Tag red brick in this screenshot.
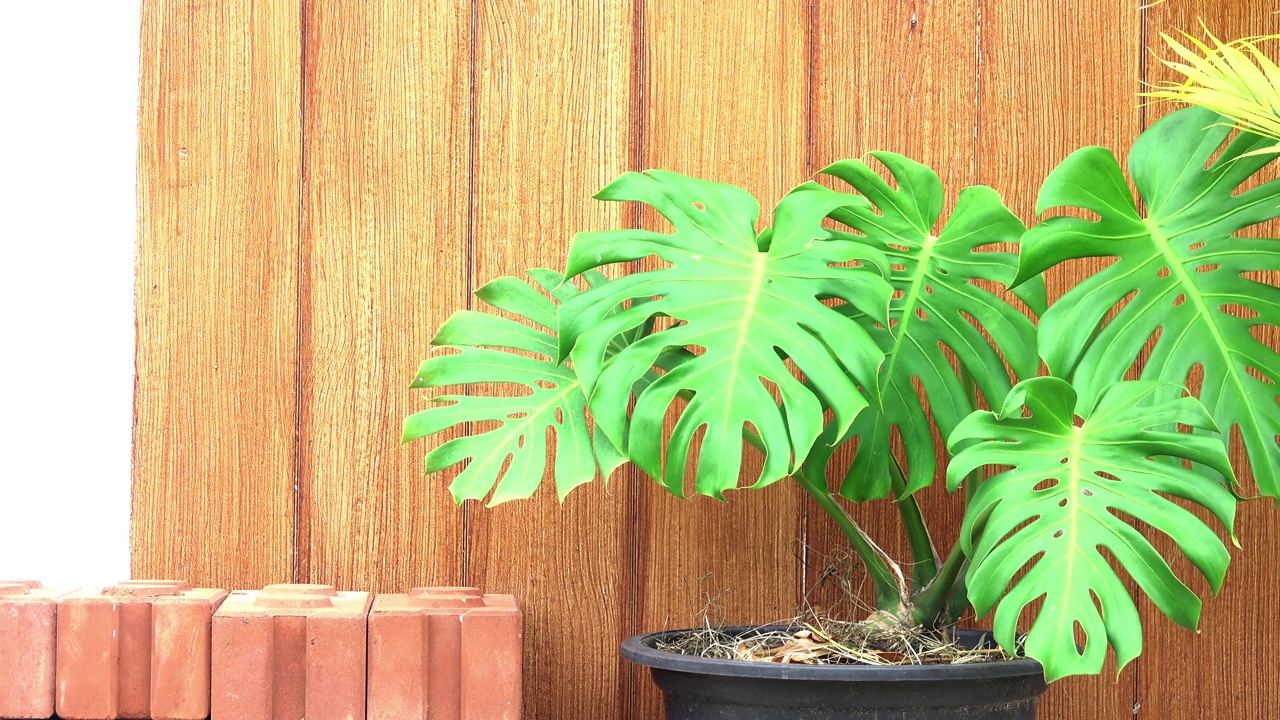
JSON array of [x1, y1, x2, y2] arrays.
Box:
[[0, 582, 70, 719], [368, 587, 522, 720], [55, 580, 227, 720], [212, 583, 372, 720]]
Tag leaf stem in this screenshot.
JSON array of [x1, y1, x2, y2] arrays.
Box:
[[793, 467, 906, 613], [910, 538, 968, 626], [887, 458, 939, 591]]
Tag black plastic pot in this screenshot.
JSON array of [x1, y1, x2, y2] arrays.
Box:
[[622, 627, 1049, 719]]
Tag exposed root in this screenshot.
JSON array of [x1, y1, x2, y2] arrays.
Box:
[[656, 542, 1018, 666], [654, 610, 1017, 666]]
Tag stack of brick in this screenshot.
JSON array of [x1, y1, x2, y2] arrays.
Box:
[[368, 587, 522, 720], [212, 583, 373, 720], [55, 580, 228, 720], [0, 580, 523, 719], [0, 581, 69, 720]]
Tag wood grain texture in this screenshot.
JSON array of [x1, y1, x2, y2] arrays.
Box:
[[1140, 4, 1280, 719], [807, 0, 978, 619], [132, 2, 1280, 718], [465, 3, 635, 720], [635, 1, 810, 717], [133, 0, 301, 589], [300, 1, 470, 592], [979, 2, 1141, 718]]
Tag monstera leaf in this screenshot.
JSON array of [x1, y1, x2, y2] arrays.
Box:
[[558, 170, 893, 497], [802, 154, 1045, 501], [403, 269, 627, 505], [948, 377, 1237, 681], [1015, 106, 1280, 498]]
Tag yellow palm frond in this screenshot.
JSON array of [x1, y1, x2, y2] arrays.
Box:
[[1144, 23, 1280, 155]]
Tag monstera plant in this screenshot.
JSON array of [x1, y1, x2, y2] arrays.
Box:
[[404, 105, 1279, 684]]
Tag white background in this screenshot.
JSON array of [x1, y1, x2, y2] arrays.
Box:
[[0, 2, 139, 586]]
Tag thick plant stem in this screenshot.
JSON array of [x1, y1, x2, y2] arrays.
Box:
[[794, 469, 906, 613], [910, 540, 968, 627], [888, 458, 939, 591]]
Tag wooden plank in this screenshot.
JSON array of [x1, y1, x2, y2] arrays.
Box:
[[465, 3, 635, 720], [979, 2, 1142, 718], [300, 2, 470, 592], [133, 0, 300, 589], [807, 0, 978, 621], [635, 1, 809, 717], [1140, 4, 1280, 719]]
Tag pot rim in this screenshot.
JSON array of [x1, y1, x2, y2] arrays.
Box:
[[621, 626, 1046, 682]]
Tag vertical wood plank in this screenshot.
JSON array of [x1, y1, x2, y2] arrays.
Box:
[[636, 1, 809, 717], [466, 3, 635, 720], [133, 0, 301, 589], [301, 2, 470, 592], [1140, 4, 1280, 719], [807, 0, 978, 620], [979, 2, 1141, 718]]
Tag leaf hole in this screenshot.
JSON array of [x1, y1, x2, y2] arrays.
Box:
[[1058, 498, 1069, 507], [1173, 293, 1186, 307], [554, 407, 564, 424], [1157, 266, 1170, 279], [891, 289, 905, 299], [1053, 530, 1065, 539], [1220, 303, 1259, 320], [1034, 478, 1059, 491], [924, 284, 934, 295], [915, 308, 929, 321], [1252, 323, 1279, 345], [1195, 263, 1221, 273], [1094, 470, 1121, 482], [886, 242, 910, 252], [508, 411, 529, 420], [1081, 488, 1094, 496], [535, 380, 557, 389], [1246, 365, 1274, 384], [692, 201, 705, 211], [936, 267, 949, 276], [1188, 241, 1206, 251], [1045, 206, 1103, 223]]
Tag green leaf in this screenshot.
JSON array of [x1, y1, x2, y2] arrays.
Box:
[[403, 269, 625, 505], [558, 170, 893, 498], [1016, 106, 1280, 499], [803, 153, 1044, 501], [948, 377, 1237, 681]]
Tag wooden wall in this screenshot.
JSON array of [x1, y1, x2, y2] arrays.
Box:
[[133, 1, 1279, 718]]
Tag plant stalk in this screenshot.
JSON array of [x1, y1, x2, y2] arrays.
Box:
[[793, 468, 906, 613], [887, 458, 939, 591], [910, 540, 968, 626]]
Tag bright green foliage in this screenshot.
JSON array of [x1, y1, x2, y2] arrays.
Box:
[[1146, 27, 1280, 157], [948, 377, 1237, 682], [558, 170, 893, 498], [1016, 106, 1280, 498], [403, 269, 626, 505], [802, 154, 1045, 500]]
